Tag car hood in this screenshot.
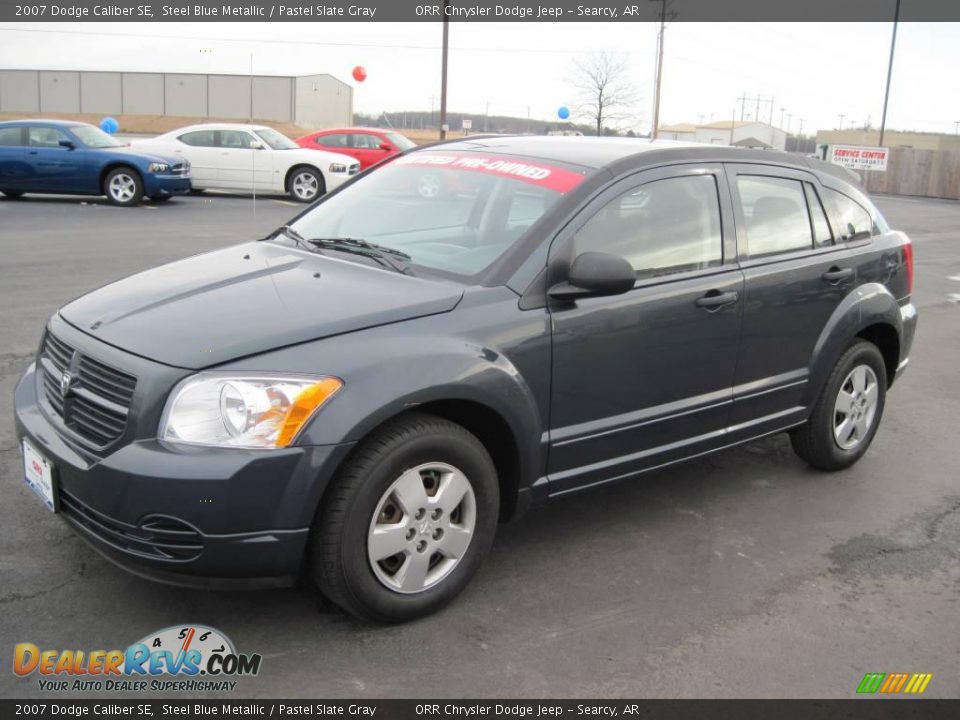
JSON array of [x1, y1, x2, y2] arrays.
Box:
[[59, 241, 464, 369], [97, 144, 181, 166]]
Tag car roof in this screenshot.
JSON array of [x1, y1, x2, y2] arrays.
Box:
[[422, 135, 855, 185], [313, 127, 389, 133], [0, 119, 88, 128], [170, 123, 269, 133]]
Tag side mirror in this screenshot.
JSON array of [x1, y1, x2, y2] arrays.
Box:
[[548, 252, 636, 300], [58, 139, 75, 150], [379, 142, 394, 152], [248, 140, 264, 150]]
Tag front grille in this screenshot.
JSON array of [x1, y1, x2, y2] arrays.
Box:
[[348, 163, 360, 176], [39, 330, 137, 448], [171, 161, 189, 176], [60, 490, 203, 562]]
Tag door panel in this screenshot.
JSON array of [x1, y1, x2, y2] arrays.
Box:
[[726, 164, 856, 432], [25, 127, 85, 191], [547, 164, 744, 495]]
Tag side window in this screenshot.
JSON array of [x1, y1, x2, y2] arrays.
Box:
[[350, 133, 378, 149], [28, 127, 68, 148], [0, 127, 22, 146], [573, 174, 723, 278], [804, 183, 833, 247], [219, 130, 256, 149], [317, 133, 349, 148], [178, 130, 216, 147], [736, 175, 813, 258], [824, 188, 874, 242]]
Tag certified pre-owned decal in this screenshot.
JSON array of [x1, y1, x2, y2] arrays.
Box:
[[393, 152, 586, 192]]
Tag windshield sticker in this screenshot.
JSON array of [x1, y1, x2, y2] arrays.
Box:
[[392, 153, 585, 192]]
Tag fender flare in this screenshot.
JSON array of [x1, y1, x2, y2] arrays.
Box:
[[804, 282, 902, 407]]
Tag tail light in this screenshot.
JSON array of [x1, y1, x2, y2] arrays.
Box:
[[903, 238, 914, 295]]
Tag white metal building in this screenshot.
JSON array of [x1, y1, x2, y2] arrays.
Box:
[[659, 120, 787, 150], [0, 69, 353, 129]]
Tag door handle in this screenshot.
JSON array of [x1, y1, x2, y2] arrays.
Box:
[[695, 290, 739, 310], [822, 267, 854, 284]]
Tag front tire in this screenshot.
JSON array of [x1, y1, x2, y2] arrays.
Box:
[[288, 166, 324, 203], [104, 167, 143, 206], [310, 413, 499, 622], [791, 340, 887, 470]]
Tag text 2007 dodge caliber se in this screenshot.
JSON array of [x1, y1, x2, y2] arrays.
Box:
[[15, 137, 917, 622]]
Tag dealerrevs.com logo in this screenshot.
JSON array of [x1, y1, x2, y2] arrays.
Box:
[[13, 625, 261, 693]]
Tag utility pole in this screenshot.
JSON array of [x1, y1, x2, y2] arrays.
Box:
[[439, 0, 450, 140], [798, 118, 805, 137], [650, 0, 667, 139], [786, 113, 792, 134], [780, 107, 786, 129], [838, 114, 846, 130], [878, 0, 900, 147]]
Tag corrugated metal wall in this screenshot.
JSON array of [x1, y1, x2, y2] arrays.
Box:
[[0, 70, 348, 126]]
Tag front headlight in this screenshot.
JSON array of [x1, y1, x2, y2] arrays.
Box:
[[148, 162, 170, 173], [159, 374, 343, 449], [328, 163, 349, 173]]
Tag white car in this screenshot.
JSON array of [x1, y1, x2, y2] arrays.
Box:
[[133, 124, 360, 202]]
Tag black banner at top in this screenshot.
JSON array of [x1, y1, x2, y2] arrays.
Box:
[[2, 0, 960, 23]]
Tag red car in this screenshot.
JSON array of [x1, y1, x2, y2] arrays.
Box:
[[295, 128, 416, 170]]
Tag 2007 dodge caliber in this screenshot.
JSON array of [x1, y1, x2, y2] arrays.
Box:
[[15, 137, 917, 621]]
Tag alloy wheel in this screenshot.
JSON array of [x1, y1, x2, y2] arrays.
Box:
[[833, 364, 879, 450]]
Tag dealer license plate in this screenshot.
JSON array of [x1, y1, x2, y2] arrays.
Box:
[[23, 438, 57, 512]]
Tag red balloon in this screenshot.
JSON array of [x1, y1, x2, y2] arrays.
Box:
[[352, 66, 367, 82]]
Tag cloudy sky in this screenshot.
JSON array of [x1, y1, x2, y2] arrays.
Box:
[[1, 21, 957, 135]]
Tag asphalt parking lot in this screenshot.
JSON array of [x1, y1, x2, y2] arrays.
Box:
[[1, 190, 958, 699]]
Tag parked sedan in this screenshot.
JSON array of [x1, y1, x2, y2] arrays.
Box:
[[0, 120, 190, 206], [296, 127, 415, 170], [135, 124, 360, 202]]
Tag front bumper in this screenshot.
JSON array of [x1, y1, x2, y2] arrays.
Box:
[[143, 174, 192, 197], [14, 357, 354, 590]]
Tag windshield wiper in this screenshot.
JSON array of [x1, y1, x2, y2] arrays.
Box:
[[307, 237, 413, 275], [276, 225, 309, 250]]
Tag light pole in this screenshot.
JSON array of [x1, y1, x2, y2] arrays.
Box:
[[838, 114, 846, 130], [649, 0, 668, 139], [439, 0, 450, 140], [779, 107, 786, 129], [878, 0, 901, 147], [798, 118, 805, 137]]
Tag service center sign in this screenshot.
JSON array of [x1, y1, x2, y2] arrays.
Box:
[[829, 145, 889, 171]]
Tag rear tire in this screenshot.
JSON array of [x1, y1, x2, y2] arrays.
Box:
[[104, 167, 143, 206], [791, 340, 887, 470], [310, 413, 499, 623]]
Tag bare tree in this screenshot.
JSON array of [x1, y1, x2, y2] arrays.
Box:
[[570, 51, 640, 136]]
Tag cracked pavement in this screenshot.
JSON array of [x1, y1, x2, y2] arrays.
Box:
[[0, 192, 958, 698]]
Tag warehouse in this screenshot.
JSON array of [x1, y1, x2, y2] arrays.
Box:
[[0, 69, 352, 129]]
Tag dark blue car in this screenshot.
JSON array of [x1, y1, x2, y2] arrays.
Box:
[[0, 120, 191, 206]]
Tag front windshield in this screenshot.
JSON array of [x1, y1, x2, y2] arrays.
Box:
[[386, 132, 416, 150], [255, 128, 299, 150], [285, 151, 586, 278], [72, 125, 124, 148]]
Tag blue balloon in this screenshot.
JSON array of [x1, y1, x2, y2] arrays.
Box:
[[557, 106, 570, 120], [100, 117, 119, 134]]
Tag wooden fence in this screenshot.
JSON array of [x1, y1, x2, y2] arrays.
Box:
[[860, 147, 960, 200]]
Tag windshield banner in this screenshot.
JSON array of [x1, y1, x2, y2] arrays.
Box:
[[392, 152, 586, 193]]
